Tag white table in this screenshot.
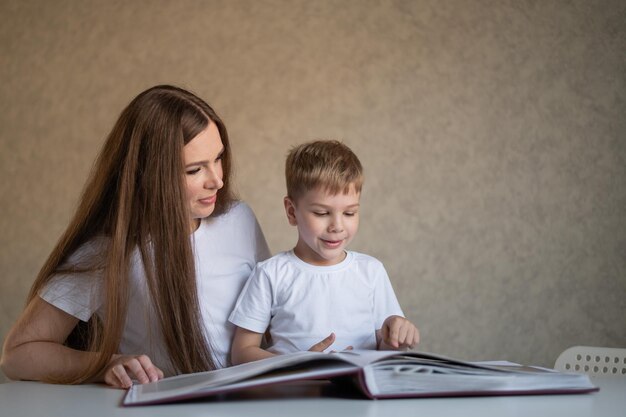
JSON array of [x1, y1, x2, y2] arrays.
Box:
[[0, 376, 623, 417]]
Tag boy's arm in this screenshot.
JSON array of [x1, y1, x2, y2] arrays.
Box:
[[376, 315, 420, 351], [231, 327, 341, 365], [231, 327, 276, 365]]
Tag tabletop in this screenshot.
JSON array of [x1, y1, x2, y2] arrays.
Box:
[[0, 375, 623, 417]]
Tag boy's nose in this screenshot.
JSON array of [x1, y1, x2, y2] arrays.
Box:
[[328, 217, 344, 232]]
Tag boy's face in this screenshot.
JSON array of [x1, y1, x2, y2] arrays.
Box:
[[284, 185, 360, 266]]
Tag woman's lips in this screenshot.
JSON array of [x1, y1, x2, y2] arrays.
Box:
[[199, 195, 217, 205]]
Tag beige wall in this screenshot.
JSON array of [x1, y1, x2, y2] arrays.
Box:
[[1, 0, 625, 382]]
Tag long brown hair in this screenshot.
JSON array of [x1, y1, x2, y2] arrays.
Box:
[[27, 85, 235, 383]]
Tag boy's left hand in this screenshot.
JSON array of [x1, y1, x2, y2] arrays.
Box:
[[379, 315, 420, 350]]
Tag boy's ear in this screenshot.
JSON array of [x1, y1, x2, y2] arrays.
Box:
[[284, 197, 298, 226]]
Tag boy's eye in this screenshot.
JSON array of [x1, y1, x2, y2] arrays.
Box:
[[313, 212, 328, 216], [186, 168, 201, 175], [344, 212, 356, 217]]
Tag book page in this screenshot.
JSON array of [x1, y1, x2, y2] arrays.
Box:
[[126, 351, 357, 404]]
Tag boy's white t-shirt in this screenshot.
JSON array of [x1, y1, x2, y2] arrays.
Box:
[[229, 250, 404, 353], [40, 202, 270, 375]]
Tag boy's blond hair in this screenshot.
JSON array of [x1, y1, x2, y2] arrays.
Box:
[[286, 140, 364, 201]]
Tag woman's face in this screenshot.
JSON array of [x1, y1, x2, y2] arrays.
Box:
[[183, 121, 224, 231]]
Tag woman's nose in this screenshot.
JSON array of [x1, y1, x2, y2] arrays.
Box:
[[204, 170, 224, 190]]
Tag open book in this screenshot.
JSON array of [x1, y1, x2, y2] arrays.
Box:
[[123, 350, 598, 405]]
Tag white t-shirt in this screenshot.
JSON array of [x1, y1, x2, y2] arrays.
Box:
[[229, 250, 404, 353], [40, 202, 270, 375]]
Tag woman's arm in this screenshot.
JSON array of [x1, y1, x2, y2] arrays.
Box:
[[1, 296, 89, 381], [1, 296, 163, 388]]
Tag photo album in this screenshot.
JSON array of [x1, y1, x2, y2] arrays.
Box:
[[124, 349, 598, 406]]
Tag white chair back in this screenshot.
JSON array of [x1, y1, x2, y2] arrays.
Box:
[[555, 346, 626, 377]]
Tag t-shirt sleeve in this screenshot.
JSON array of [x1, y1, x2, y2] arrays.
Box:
[[228, 265, 273, 334], [39, 273, 102, 322], [372, 262, 404, 329], [38, 239, 105, 322]]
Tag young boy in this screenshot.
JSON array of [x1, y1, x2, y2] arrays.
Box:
[[229, 140, 419, 364]]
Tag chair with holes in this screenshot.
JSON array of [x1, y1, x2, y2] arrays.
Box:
[[555, 346, 626, 377]]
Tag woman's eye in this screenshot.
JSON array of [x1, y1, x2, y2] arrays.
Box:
[[186, 168, 201, 175]]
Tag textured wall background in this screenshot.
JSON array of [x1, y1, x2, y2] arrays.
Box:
[[1, 0, 625, 382]]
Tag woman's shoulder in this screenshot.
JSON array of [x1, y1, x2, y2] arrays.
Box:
[[198, 200, 259, 235], [215, 200, 255, 220], [61, 235, 110, 269], [228, 200, 253, 216]]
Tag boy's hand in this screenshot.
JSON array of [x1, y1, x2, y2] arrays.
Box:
[[103, 354, 164, 389], [379, 315, 420, 350], [307, 333, 353, 353], [308, 333, 336, 352]]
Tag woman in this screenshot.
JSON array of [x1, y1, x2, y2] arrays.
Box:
[[0, 85, 271, 388]]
